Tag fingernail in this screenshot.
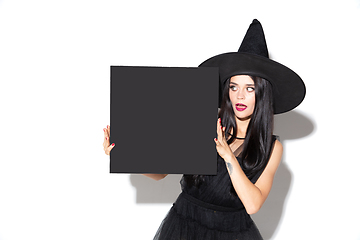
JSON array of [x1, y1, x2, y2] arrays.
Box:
[[107, 125, 109, 128], [105, 137, 108, 140], [111, 143, 115, 146], [103, 128, 106, 132], [215, 138, 217, 141]]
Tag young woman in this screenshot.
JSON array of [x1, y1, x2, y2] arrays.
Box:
[[103, 19, 305, 239]]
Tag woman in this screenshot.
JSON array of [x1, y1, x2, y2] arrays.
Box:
[[103, 19, 305, 239]]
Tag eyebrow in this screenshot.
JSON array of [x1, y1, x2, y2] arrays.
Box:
[[229, 82, 255, 86]]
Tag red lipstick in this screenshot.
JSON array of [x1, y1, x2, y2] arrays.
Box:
[[235, 103, 247, 111]]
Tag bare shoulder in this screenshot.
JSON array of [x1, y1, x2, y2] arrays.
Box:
[[265, 139, 283, 173], [273, 139, 283, 157], [256, 140, 283, 182]]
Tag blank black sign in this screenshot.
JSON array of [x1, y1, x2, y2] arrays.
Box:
[[110, 66, 219, 174]]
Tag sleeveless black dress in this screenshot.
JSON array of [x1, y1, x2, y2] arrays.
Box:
[[153, 136, 277, 240]]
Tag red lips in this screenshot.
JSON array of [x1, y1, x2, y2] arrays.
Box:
[[235, 103, 247, 111]]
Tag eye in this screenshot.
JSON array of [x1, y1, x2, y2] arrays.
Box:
[[230, 85, 238, 91], [247, 87, 255, 92]]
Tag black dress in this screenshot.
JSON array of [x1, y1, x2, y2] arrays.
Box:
[[154, 136, 277, 240]]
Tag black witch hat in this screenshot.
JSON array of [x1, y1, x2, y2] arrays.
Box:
[[199, 19, 306, 114]]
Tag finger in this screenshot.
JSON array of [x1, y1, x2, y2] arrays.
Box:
[[103, 127, 108, 139], [103, 136, 110, 149], [103, 128, 109, 147], [104, 125, 110, 135], [105, 143, 115, 155], [104, 125, 111, 139], [219, 118, 226, 134], [103, 125, 111, 143], [103, 129, 106, 146], [216, 118, 220, 135], [221, 124, 226, 137], [217, 118, 224, 142], [105, 143, 112, 155]]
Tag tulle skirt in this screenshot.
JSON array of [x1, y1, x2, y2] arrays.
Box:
[[154, 192, 263, 240]]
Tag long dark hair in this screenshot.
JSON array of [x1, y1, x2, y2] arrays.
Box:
[[232, 76, 274, 178], [184, 75, 274, 187]]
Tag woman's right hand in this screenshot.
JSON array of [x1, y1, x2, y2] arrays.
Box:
[[104, 125, 167, 180], [103, 125, 115, 155]]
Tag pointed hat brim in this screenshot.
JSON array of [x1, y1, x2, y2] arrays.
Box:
[[199, 20, 306, 114]]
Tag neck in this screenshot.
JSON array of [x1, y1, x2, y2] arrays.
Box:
[[235, 115, 251, 138]]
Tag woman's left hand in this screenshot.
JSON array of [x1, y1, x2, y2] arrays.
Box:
[[214, 118, 234, 160]]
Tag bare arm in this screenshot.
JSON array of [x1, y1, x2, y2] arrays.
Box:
[[222, 141, 282, 214], [214, 119, 283, 214]]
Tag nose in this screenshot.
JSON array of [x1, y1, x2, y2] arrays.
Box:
[[237, 89, 245, 99]]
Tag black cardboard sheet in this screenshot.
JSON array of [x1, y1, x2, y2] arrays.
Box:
[[110, 66, 219, 175]]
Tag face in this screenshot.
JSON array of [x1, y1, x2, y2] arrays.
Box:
[[228, 75, 256, 121]]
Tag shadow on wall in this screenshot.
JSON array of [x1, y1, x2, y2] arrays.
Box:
[[130, 174, 182, 203], [129, 110, 315, 239], [252, 110, 315, 239]]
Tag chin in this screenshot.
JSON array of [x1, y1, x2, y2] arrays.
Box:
[[233, 108, 253, 121], [236, 114, 252, 121]]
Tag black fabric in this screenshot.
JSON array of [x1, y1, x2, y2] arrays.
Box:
[[153, 192, 262, 240], [153, 136, 278, 240], [238, 19, 269, 58]]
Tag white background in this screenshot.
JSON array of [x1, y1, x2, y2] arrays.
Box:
[[1, 0, 360, 239]]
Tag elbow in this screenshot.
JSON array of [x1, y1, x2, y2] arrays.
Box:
[[143, 174, 167, 181], [245, 203, 262, 215], [246, 207, 259, 215], [154, 174, 167, 181]]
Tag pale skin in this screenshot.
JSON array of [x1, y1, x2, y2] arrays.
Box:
[[103, 75, 283, 214], [215, 75, 283, 214]]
